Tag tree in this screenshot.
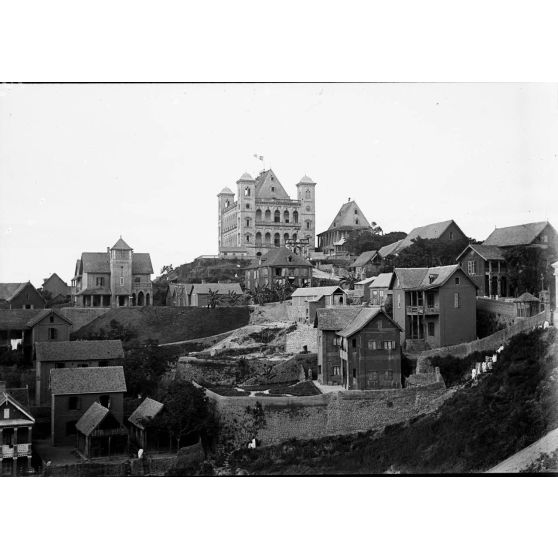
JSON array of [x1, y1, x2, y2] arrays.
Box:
[[394, 236, 471, 268], [344, 229, 407, 256], [340, 272, 357, 291], [160, 264, 174, 275], [503, 246, 554, 298], [153, 380, 216, 449], [207, 288, 220, 308], [123, 340, 172, 398]]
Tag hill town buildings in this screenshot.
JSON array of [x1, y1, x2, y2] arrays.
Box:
[[218, 169, 316, 258]]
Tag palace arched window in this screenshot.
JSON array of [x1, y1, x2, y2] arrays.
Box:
[[305, 189, 311, 199], [255, 232, 262, 246], [265, 209, 271, 221], [284, 210, 290, 223], [274, 233, 280, 247], [265, 232, 271, 244], [293, 210, 299, 224], [274, 210, 281, 223], [256, 209, 262, 221]]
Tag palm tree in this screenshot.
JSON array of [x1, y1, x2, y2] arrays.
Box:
[[207, 288, 220, 308], [340, 272, 357, 291]]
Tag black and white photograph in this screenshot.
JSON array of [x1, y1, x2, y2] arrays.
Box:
[[1, 2, 557, 557]]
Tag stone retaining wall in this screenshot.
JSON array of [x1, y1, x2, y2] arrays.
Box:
[[285, 324, 318, 353]]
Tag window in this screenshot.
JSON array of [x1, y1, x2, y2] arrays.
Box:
[[244, 187, 251, 197], [333, 337, 341, 347], [305, 189, 311, 199], [397, 294, 401, 309], [99, 394, 111, 408], [383, 340, 395, 350], [427, 322, 435, 336], [384, 370, 392, 379], [293, 211, 299, 224], [135, 277, 140, 284], [368, 340, 377, 350], [354, 209, 358, 215], [454, 292, 461, 308], [332, 366, 340, 375], [246, 203, 250, 209], [119, 277, 124, 286], [3, 408, 9, 419], [48, 327, 58, 340], [467, 260, 477, 275], [306, 220, 311, 230], [274, 210, 280, 223], [542, 235, 548, 243], [455, 276, 460, 285], [271, 186, 275, 192], [352, 368, 357, 379], [449, 232, 454, 240], [351, 338, 357, 348], [246, 218, 250, 227], [49, 315, 54, 323], [96, 277, 105, 287], [68, 396, 81, 411]]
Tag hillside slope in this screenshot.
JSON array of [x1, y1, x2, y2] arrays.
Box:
[[230, 327, 558, 474], [72, 306, 251, 346]]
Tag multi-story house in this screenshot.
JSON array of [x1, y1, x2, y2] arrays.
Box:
[[34, 339, 124, 406], [457, 221, 558, 298], [315, 307, 402, 389], [317, 199, 372, 257], [0, 282, 45, 309], [50, 365, 127, 446], [349, 250, 383, 279], [368, 272, 394, 307], [42, 273, 70, 301], [71, 237, 153, 308], [218, 169, 316, 258], [290, 286, 347, 323], [391, 264, 477, 351], [0, 391, 35, 476], [244, 247, 313, 291]]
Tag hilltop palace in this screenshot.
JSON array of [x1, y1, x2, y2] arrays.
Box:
[[218, 169, 316, 258]]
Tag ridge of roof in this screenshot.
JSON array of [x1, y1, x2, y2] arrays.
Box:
[[35, 339, 124, 362], [483, 221, 553, 247], [315, 306, 363, 330], [254, 169, 291, 199], [337, 307, 402, 338], [75, 402, 110, 436], [111, 237, 133, 250], [128, 397, 164, 430], [327, 200, 371, 231]]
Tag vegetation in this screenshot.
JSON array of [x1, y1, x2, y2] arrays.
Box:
[[163, 257, 252, 285], [392, 236, 473, 269], [247, 281, 295, 305], [229, 328, 557, 474], [520, 448, 558, 473], [503, 245, 555, 298], [344, 230, 407, 256]]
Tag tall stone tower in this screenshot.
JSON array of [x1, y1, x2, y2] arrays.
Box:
[[217, 186, 235, 251], [236, 172, 256, 251], [296, 175, 317, 250], [109, 237, 133, 305]]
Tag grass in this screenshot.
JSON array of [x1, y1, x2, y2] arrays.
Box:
[[229, 327, 558, 474]]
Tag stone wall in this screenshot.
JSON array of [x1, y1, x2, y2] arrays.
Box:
[[285, 324, 318, 353], [207, 382, 451, 448], [416, 311, 546, 373], [476, 297, 517, 323], [59, 307, 111, 332]]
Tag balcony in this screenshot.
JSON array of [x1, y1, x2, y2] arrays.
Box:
[[406, 305, 440, 315], [255, 221, 301, 228], [1, 444, 31, 458], [1, 445, 14, 458]]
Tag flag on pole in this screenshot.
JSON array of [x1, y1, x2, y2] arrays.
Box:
[[253, 154, 264, 161]]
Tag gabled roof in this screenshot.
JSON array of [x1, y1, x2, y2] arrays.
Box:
[[76, 402, 110, 436], [292, 286, 345, 298], [0, 282, 31, 302], [338, 307, 402, 338], [0, 392, 35, 424], [43, 273, 67, 285], [25, 308, 73, 328], [369, 272, 395, 289], [378, 240, 404, 259], [79, 252, 153, 275], [327, 200, 371, 230], [51, 366, 127, 395], [483, 221, 554, 247], [128, 397, 164, 430], [0, 309, 44, 330], [191, 283, 243, 295], [456, 244, 505, 262], [315, 307, 362, 330], [397, 220, 464, 252], [350, 250, 379, 268], [111, 237, 133, 250], [255, 247, 311, 268], [254, 169, 290, 199], [514, 292, 540, 303], [393, 264, 476, 290], [35, 339, 124, 362]]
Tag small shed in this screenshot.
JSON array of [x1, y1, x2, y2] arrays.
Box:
[[513, 292, 541, 318], [128, 397, 172, 453]]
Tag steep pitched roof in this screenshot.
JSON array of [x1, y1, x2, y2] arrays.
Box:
[[369, 272, 395, 289], [0, 282, 28, 301], [350, 250, 379, 268], [50, 366, 127, 395], [75, 402, 110, 436], [0, 391, 35, 424], [79, 252, 153, 275], [128, 397, 164, 430], [35, 339, 124, 362], [191, 283, 243, 295], [111, 237, 133, 250], [292, 286, 345, 298], [456, 244, 505, 262], [327, 200, 371, 230], [315, 307, 362, 331], [378, 240, 404, 259], [132, 253, 154, 274], [338, 307, 402, 338], [483, 221, 554, 247], [397, 220, 463, 252], [254, 169, 290, 199], [25, 308, 73, 328], [394, 264, 475, 290], [256, 247, 311, 268]]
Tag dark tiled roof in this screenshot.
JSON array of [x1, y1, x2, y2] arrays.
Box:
[[0, 282, 28, 301], [397, 220, 462, 251], [315, 307, 362, 330], [368, 272, 394, 289], [350, 250, 379, 268], [514, 292, 540, 303], [111, 237, 133, 250], [326, 200, 371, 231], [35, 339, 124, 362], [483, 221, 553, 247], [51, 366, 127, 395], [75, 402, 109, 436], [0, 309, 42, 330], [256, 247, 311, 268], [132, 253, 154, 274], [79, 252, 153, 275], [0, 391, 35, 423], [192, 283, 243, 295], [292, 286, 345, 298], [456, 244, 505, 262], [394, 265, 473, 290], [25, 308, 73, 328], [254, 169, 290, 199], [337, 308, 402, 338], [128, 397, 164, 430]]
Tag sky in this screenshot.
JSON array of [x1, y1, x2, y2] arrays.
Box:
[[1, 82, 557, 286]]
